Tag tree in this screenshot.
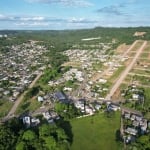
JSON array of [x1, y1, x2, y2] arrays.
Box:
[[44, 136, 56, 150], [39, 124, 57, 138], [137, 135, 150, 149], [16, 141, 26, 150], [22, 130, 37, 141], [0, 126, 17, 150], [56, 128, 68, 141]]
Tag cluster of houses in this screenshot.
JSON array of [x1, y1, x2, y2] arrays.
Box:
[[23, 116, 40, 128], [0, 40, 48, 101], [122, 110, 149, 143], [20, 89, 150, 147], [61, 43, 131, 100], [121, 84, 144, 103], [48, 68, 84, 88]]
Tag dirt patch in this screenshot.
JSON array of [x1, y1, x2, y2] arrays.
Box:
[[111, 88, 122, 100], [91, 72, 102, 81], [134, 32, 146, 37], [124, 58, 132, 66], [62, 61, 81, 67], [115, 43, 130, 54]]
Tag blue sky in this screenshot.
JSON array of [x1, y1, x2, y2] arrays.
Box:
[[0, 0, 150, 30]]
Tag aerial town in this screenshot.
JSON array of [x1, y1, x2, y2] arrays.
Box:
[[0, 29, 150, 150]]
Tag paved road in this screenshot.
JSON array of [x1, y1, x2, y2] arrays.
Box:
[[106, 41, 147, 100], [3, 72, 43, 121]]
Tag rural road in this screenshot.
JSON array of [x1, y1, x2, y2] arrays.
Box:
[[106, 41, 147, 100], [121, 40, 138, 58], [3, 72, 43, 121]]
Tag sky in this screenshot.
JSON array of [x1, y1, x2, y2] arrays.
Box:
[[0, 0, 150, 30]]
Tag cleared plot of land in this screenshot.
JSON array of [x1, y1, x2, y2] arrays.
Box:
[[115, 43, 130, 54], [127, 52, 136, 57], [129, 40, 144, 51], [139, 52, 150, 59], [143, 41, 150, 52], [124, 74, 150, 87], [106, 41, 147, 100], [62, 61, 81, 67], [111, 83, 128, 99], [130, 68, 150, 76], [70, 112, 121, 150]]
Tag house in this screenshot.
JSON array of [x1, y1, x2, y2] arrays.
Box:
[[125, 127, 138, 136], [140, 119, 147, 132], [133, 120, 139, 127], [95, 104, 101, 110], [75, 100, 85, 112], [132, 94, 139, 100], [85, 106, 93, 115], [54, 92, 69, 103], [99, 78, 107, 84], [43, 111, 51, 120], [124, 113, 130, 119], [50, 111, 59, 120], [131, 114, 136, 121], [23, 116, 31, 127], [31, 118, 40, 126], [107, 103, 120, 111], [38, 96, 44, 102]]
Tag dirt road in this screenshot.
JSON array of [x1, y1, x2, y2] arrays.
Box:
[[105, 41, 147, 100], [121, 40, 138, 58], [3, 72, 43, 121]]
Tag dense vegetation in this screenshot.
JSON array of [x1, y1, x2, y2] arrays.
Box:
[[1, 27, 150, 50], [0, 118, 71, 150]]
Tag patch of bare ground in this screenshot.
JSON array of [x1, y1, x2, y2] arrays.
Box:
[[115, 43, 130, 54], [111, 87, 126, 101], [91, 70, 108, 81], [124, 58, 132, 66], [91, 72, 101, 82], [105, 41, 147, 100], [134, 32, 146, 37], [62, 61, 81, 67]]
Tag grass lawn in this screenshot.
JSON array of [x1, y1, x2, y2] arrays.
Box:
[[70, 112, 122, 150], [16, 97, 42, 115], [0, 100, 13, 118], [109, 66, 125, 83]]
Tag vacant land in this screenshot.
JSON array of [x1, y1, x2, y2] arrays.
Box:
[[106, 41, 147, 100], [70, 112, 121, 150], [0, 101, 13, 118]]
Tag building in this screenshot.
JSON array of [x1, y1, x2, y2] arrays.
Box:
[[54, 91, 69, 103]]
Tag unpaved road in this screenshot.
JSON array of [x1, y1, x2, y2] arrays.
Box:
[[3, 72, 43, 121], [105, 41, 147, 100], [121, 40, 138, 58]]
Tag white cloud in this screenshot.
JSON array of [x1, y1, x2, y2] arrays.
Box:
[[26, 0, 93, 7], [20, 16, 45, 21], [15, 21, 49, 27], [68, 17, 97, 23]]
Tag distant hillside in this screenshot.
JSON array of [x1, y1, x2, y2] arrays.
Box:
[[1, 27, 150, 51]]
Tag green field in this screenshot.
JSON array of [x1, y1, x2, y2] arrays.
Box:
[[0, 100, 13, 118], [70, 112, 122, 150]]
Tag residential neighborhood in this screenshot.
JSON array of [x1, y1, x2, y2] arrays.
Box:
[[0, 40, 48, 101]]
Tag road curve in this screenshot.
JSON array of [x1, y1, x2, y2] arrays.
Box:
[[106, 41, 147, 100]]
